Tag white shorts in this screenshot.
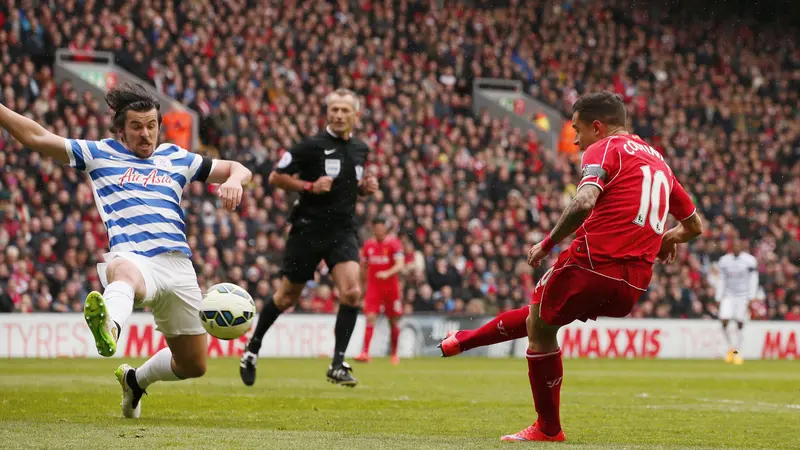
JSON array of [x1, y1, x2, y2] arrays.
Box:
[[719, 295, 750, 322], [98, 251, 206, 337]]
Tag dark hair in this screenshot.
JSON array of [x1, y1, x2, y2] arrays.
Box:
[[372, 215, 388, 225], [105, 83, 162, 133], [571, 91, 626, 127]]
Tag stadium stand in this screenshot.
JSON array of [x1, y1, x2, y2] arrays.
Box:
[[0, 0, 797, 321]]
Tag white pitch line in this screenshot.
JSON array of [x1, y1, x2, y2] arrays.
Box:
[[568, 390, 800, 412], [694, 396, 800, 410]]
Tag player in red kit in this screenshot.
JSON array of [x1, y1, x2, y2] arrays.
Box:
[[354, 216, 405, 365], [439, 92, 704, 442]]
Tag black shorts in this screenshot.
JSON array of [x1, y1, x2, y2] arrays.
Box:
[[281, 222, 360, 284]]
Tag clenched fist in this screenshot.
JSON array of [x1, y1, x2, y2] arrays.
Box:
[[312, 176, 334, 194], [361, 175, 379, 195]]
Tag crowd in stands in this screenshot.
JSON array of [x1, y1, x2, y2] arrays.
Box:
[[0, 0, 798, 320]]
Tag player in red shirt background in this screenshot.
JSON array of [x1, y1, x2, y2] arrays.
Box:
[[438, 91, 704, 442], [355, 216, 405, 365]]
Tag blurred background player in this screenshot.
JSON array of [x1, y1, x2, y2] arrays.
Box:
[[714, 237, 759, 365], [0, 84, 251, 418], [240, 89, 379, 387], [354, 216, 405, 365], [443, 92, 703, 442]]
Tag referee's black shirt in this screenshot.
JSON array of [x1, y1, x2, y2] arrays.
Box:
[[274, 126, 369, 229]]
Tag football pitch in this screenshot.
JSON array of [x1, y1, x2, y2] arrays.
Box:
[[1, 358, 798, 449]]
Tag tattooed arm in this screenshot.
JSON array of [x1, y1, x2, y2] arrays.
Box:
[[549, 185, 602, 245], [527, 185, 602, 267]]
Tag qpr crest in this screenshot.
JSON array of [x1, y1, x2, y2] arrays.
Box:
[[355, 165, 364, 181], [153, 156, 173, 169]]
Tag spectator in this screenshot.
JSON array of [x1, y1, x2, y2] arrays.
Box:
[[0, 0, 796, 320]]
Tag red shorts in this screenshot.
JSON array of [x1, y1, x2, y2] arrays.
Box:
[[531, 251, 652, 326], [364, 283, 402, 318]]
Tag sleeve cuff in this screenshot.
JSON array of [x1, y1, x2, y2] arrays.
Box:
[[64, 139, 76, 167], [193, 157, 215, 183], [675, 208, 697, 222], [578, 180, 604, 192]]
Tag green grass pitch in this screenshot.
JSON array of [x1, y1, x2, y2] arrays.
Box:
[[1, 358, 798, 449]]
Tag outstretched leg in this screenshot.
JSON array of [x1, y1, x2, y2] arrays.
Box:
[[117, 271, 209, 420], [439, 306, 529, 356], [117, 333, 207, 419]]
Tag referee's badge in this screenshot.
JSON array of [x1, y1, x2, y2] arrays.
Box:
[[355, 165, 364, 181], [277, 152, 292, 169], [325, 159, 341, 178]]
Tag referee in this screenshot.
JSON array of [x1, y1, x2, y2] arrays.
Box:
[[240, 88, 378, 387]]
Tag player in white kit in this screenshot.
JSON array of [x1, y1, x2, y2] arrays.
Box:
[[714, 237, 759, 365], [0, 84, 252, 417]]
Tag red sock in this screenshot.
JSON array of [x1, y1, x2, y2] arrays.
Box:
[[362, 324, 374, 353], [526, 349, 563, 436], [390, 325, 400, 356], [457, 306, 529, 351]]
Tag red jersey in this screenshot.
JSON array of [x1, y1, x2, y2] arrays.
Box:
[[361, 236, 404, 286], [571, 134, 696, 265]]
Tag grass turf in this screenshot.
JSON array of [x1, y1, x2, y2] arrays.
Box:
[[1, 357, 798, 449]]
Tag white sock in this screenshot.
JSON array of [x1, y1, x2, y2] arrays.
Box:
[[135, 347, 181, 389], [721, 322, 732, 348], [735, 326, 744, 352], [103, 281, 134, 331]]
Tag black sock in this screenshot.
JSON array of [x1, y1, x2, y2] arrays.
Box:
[[127, 369, 143, 392], [332, 304, 360, 367], [248, 298, 283, 353]]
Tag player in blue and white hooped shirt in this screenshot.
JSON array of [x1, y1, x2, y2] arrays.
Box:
[[0, 84, 252, 418]]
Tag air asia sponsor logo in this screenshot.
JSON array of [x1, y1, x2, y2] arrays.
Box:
[[119, 167, 173, 187], [762, 331, 798, 360], [561, 327, 662, 358]]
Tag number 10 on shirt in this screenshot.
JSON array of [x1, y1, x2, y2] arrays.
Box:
[[633, 165, 670, 235]]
